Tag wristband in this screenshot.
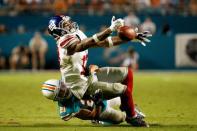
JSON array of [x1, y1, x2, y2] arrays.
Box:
[[107, 36, 113, 47], [109, 26, 114, 32], [92, 34, 100, 43]]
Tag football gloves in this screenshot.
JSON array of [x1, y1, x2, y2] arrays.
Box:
[[110, 16, 124, 31], [132, 28, 152, 46]]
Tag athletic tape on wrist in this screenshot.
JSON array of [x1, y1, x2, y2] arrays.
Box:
[[107, 37, 113, 47], [92, 34, 100, 43]]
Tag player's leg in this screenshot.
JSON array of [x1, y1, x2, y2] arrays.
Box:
[[85, 79, 144, 123], [107, 97, 121, 107], [96, 67, 136, 118], [84, 81, 126, 100], [120, 67, 136, 117], [108, 97, 146, 119], [99, 106, 126, 124], [96, 67, 128, 83], [95, 67, 148, 127]]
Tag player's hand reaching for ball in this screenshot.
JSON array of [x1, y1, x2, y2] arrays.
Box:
[[109, 16, 124, 32], [118, 26, 152, 46], [133, 28, 152, 46]]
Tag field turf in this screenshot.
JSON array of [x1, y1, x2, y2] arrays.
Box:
[[0, 71, 197, 131]]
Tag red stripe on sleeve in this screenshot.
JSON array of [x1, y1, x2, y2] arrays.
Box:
[[59, 36, 75, 47]]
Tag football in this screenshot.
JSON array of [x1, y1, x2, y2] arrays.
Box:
[[118, 26, 136, 41]]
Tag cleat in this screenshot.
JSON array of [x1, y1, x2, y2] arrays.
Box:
[[120, 104, 146, 119], [135, 104, 146, 119], [126, 116, 149, 127]]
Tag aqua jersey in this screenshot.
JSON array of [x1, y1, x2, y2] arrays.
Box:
[[58, 95, 107, 119]]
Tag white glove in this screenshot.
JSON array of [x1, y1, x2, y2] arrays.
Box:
[[109, 16, 124, 32], [132, 28, 152, 46]]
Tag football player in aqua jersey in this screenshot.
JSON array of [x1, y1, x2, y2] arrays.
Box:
[[41, 79, 146, 125], [47, 15, 151, 127]]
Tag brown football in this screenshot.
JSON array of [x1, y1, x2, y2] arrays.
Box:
[[118, 26, 136, 41]]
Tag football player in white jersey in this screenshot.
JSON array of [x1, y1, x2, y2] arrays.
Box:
[[47, 15, 151, 127]]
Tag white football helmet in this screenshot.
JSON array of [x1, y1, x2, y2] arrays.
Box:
[[42, 79, 71, 101], [41, 79, 61, 101]]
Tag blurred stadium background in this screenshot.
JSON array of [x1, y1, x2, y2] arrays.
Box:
[[0, 0, 197, 131], [0, 0, 197, 70]]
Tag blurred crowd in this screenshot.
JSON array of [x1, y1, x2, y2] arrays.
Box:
[[0, 32, 48, 70], [0, 11, 172, 36], [0, 0, 195, 70], [0, 10, 171, 70], [0, 33, 140, 71], [0, 29, 141, 71], [0, 23, 28, 34], [0, 0, 197, 16]]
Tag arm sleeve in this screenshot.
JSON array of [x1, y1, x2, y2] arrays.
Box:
[[58, 34, 79, 48]]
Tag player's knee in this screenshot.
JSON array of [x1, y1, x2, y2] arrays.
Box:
[[112, 83, 126, 95]]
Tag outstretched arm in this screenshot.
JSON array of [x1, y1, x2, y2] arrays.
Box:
[[96, 28, 153, 48], [67, 30, 152, 55], [96, 36, 127, 48], [66, 18, 152, 55], [95, 28, 153, 48], [66, 28, 112, 55], [65, 16, 124, 55]]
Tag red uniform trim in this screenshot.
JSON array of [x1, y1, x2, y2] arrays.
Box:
[[59, 36, 75, 47]]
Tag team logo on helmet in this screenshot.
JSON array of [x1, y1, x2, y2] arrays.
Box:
[[48, 20, 57, 31], [41, 79, 60, 100]]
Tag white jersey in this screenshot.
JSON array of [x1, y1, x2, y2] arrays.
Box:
[[56, 30, 89, 99]]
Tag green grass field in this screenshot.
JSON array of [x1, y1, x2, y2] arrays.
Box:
[[0, 71, 197, 131]]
